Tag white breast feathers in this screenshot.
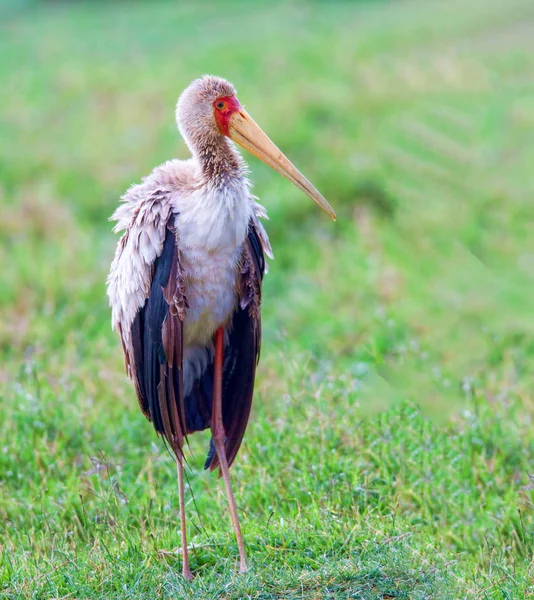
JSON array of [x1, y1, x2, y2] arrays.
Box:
[[174, 177, 253, 347]]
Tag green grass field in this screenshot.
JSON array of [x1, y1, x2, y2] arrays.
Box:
[[2, 0, 534, 597]]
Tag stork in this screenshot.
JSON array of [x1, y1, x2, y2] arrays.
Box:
[[107, 75, 335, 580]]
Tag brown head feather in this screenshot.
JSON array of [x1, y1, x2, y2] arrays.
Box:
[[175, 75, 243, 182]]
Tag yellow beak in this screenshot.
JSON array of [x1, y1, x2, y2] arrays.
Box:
[[227, 109, 336, 221]]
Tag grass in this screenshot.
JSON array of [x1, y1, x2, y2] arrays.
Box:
[[1, 0, 534, 597]]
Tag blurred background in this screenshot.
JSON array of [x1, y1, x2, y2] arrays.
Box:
[[1, 0, 534, 597]]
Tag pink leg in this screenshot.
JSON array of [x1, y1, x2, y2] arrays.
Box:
[[177, 456, 193, 580], [212, 327, 248, 573]]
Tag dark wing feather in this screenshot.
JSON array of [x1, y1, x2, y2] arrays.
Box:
[[204, 219, 265, 471], [126, 216, 264, 466], [131, 224, 186, 456]]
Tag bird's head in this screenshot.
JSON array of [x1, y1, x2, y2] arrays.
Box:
[[176, 75, 336, 220]]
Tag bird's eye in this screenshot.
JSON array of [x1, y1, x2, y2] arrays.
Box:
[[215, 101, 226, 110]]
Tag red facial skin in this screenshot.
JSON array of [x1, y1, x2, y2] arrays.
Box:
[[213, 95, 242, 136]]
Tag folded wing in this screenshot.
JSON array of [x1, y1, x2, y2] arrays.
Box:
[[108, 190, 268, 465]]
